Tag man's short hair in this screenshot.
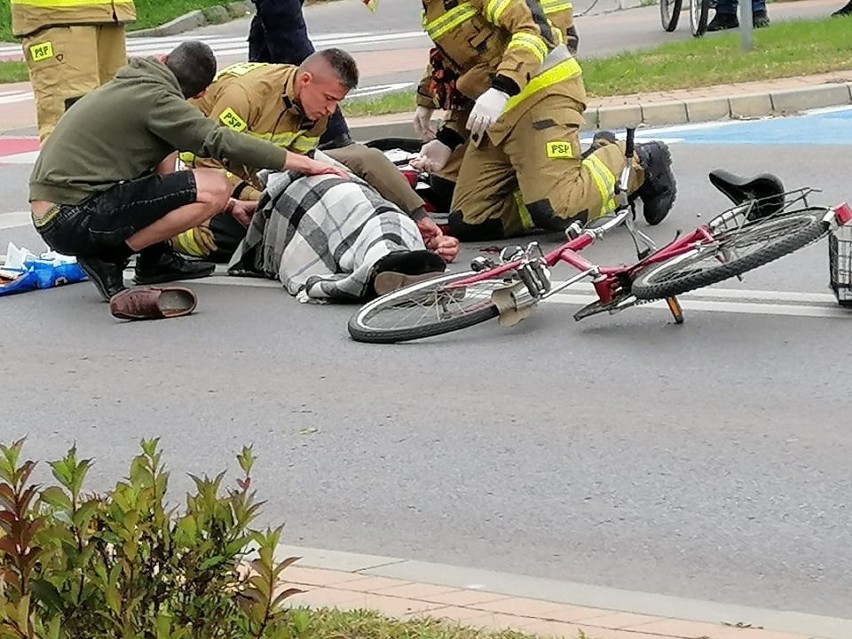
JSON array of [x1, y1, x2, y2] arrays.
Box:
[[306, 48, 359, 91], [165, 41, 217, 98]]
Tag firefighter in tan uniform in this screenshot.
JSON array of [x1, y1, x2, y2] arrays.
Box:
[[11, 0, 136, 142], [408, 0, 677, 240], [412, 0, 578, 207], [174, 51, 447, 259]]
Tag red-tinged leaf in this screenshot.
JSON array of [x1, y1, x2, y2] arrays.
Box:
[[17, 461, 36, 488], [0, 483, 15, 508], [0, 536, 18, 555], [17, 485, 40, 514], [19, 517, 45, 550], [0, 510, 17, 532], [272, 555, 301, 578], [272, 587, 305, 607]]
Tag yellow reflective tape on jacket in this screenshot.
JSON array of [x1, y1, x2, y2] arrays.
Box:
[[507, 32, 547, 63], [513, 190, 534, 230], [424, 3, 477, 39], [582, 155, 617, 216], [485, 0, 511, 23], [215, 61, 267, 80], [503, 57, 582, 114], [541, 0, 573, 13]]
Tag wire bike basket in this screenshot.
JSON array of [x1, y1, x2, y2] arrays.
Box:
[[829, 222, 852, 307]]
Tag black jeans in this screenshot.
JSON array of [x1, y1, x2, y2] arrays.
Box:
[[33, 171, 197, 258]]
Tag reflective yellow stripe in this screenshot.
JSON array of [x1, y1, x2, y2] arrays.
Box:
[[582, 155, 618, 216], [513, 190, 534, 230], [424, 3, 477, 39], [507, 33, 547, 63], [503, 57, 582, 114], [174, 229, 206, 258], [485, 0, 511, 23], [179, 151, 196, 166], [290, 136, 320, 153], [541, 0, 573, 13], [245, 130, 319, 152], [215, 61, 267, 80], [11, 0, 130, 6]]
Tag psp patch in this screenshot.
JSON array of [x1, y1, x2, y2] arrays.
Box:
[[219, 108, 247, 132], [546, 141, 574, 158], [29, 42, 54, 62]]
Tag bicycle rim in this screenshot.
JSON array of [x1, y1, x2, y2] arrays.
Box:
[[690, 0, 710, 35], [348, 271, 503, 343], [661, 0, 683, 31], [631, 209, 829, 300]]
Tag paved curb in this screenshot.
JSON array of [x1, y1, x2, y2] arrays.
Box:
[[349, 82, 852, 141], [276, 543, 852, 639], [127, 1, 255, 38]]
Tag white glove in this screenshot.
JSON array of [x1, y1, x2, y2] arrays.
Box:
[[410, 139, 452, 174], [413, 106, 436, 141], [466, 88, 509, 137]]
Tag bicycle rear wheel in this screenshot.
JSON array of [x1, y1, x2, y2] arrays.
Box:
[[348, 271, 503, 343], [690, 0, 711, 36], [631, 208, 830, 300], [661, 0, 683, 31]]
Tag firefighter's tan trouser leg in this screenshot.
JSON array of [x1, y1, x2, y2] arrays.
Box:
[[22, 24, 127, 142], [449, 95, 644, 241], [326, 144, 425, 215]]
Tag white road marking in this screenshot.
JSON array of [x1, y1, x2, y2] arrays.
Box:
[[0, 211, 32, 229], [4, 210, 847, 319]]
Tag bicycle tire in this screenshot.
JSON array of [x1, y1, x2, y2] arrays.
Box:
[[661, 0, 683, 32], [348, 271, 501, 343], [690, 0, 711, 36], [631, 208, 829, 300]]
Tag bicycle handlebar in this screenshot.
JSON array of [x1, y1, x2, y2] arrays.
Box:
[[624, 127, 635, 159]]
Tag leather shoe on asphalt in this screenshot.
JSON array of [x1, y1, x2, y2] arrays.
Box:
[[78, 256, 128, 302], [133, 249, 215, 285], [369, 250, 446, 297], [109, 286, 197, 321]]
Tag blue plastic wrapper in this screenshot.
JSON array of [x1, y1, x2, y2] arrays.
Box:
[[0, 256, 88, 297]]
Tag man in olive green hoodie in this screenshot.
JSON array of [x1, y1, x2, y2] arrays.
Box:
[[28, 40, 346, 315]]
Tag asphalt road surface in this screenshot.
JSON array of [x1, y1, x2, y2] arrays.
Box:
[[3, 108, 852, 620]]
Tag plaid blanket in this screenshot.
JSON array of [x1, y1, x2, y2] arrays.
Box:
[[228, 169, 426, 302]]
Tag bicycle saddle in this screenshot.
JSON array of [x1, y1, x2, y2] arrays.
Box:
[[708, 169, 786, 220]]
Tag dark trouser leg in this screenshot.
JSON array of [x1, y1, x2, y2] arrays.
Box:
[[247, 13, 272, 62]]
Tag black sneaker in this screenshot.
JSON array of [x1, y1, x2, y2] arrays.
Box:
[[134, 248, 215, 285], [78, 256, 128, 302], [833, 0, 852, 16], [753, 9, 770, 27], [635, 141, 677, 225], [707, 11, 739, 30]]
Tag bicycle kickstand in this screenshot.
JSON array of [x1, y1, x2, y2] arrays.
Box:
[[666, 296, 685, 324]]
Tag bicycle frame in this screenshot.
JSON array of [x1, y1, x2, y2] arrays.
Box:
[[440, 128, 852, 320]]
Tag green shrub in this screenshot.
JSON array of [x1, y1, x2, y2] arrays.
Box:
[[0, 438, 304, 639]]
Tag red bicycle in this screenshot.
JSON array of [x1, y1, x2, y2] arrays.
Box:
[[349, 129, 852, 343]]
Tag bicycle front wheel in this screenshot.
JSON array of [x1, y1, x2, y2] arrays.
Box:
[[631, 208, 830, 300], [661, 0, 683, 31], [348, 271, 504, 343], [690, 0, 711, 36]]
